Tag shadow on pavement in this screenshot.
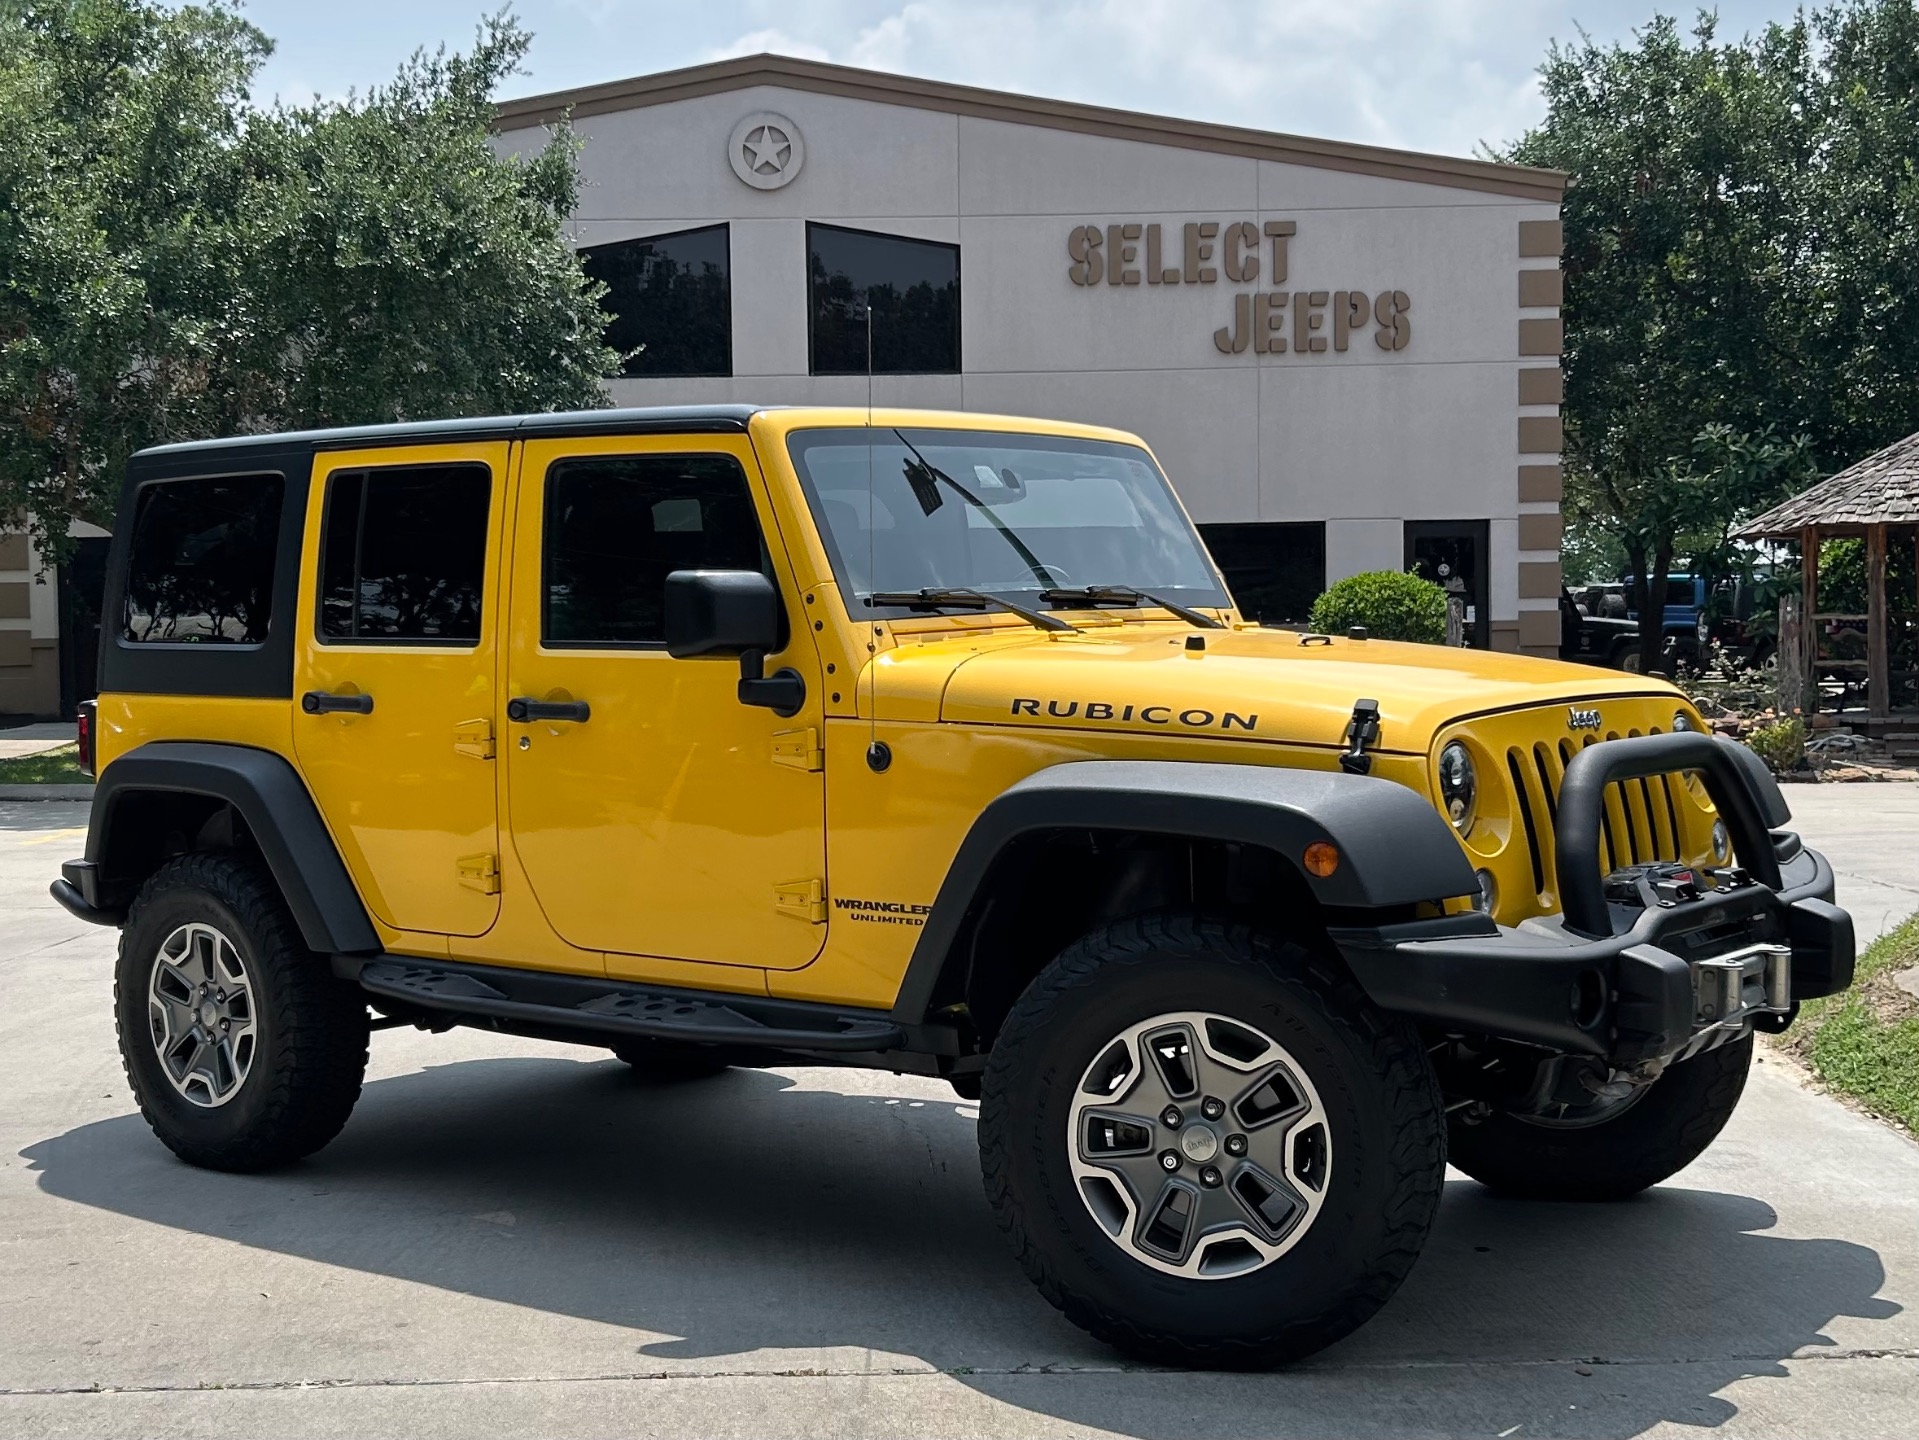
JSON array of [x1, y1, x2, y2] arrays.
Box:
[[21, 1055, 1903, 1438]]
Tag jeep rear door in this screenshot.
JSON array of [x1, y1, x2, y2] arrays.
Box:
[[502, 434, 827, 976], [292, 444, 507, 939]]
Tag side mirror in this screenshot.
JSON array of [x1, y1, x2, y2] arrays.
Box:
[[663, 569, 805, 717], [664, 569, 781, 657]]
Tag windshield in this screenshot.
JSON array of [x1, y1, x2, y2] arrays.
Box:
[[786, 427, 1229, 611]]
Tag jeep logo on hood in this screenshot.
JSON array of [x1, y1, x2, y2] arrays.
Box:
[[1567, 706, 1602, 732]]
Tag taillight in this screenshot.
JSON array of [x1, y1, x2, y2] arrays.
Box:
[[76, 699, 96, 777]]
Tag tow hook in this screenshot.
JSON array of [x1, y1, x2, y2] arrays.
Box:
[[1340, 699, 1381, 775]]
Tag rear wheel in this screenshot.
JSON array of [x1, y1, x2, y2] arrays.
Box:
[[115, 852, 368, 1171], [1448, 1034, 1753, 1200], [980, 913, 1445, 1368]]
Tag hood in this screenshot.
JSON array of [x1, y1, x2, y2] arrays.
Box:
[[920, 625, 1679, 753]]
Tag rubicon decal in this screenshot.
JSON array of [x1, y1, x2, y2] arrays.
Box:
[[833, 897, 932, 927], [1009, 698, 1258, 731]]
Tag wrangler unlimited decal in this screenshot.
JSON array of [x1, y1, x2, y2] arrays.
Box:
[[833, 897, 932, 927], [1009, 697, 1258, 731]]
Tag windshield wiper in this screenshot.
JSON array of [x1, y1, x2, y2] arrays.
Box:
[[867, 587, 1077, 633], [1039, 585, 1224, 629], [892, 430, 1061, 591]]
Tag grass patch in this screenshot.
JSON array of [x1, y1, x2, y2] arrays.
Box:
[[0, 743, 86, 786], [1779, 913, 1919, 1134]]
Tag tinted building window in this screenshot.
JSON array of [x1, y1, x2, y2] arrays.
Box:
[[544, 455, 767, 647], [122, 474, 284, 644], [808, 223, 960, 375], [1198, 522, 1327, 626], [319, 465, 491, 643], [581, 225, 731, 378]]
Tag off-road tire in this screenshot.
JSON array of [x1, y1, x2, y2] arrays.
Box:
[[1448, 1033, 1753, 1201], [610, 1040, 735, 1080], [115, 852, 369, 1172], [980, 912, 1446, 1369]]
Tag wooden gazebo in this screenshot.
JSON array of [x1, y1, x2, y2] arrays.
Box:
[[1738, 430, 1919, 729]]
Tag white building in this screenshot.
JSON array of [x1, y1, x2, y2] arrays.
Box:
[[498, 53, 1568, 656], [0, 54, 1568, 722]]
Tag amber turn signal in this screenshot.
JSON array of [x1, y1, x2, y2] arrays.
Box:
[[1302, 841, 1339, 877]]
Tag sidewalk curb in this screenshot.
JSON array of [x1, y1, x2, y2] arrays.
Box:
[[0, 784, 94, 802]]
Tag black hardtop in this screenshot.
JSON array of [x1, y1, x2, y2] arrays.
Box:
[[129, 403, 768, 468]]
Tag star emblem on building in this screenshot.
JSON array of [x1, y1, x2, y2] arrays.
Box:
[[742, 123, 792, 176], [727, 112, 805, 190]]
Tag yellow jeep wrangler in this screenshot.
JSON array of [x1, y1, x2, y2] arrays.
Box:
[[54, 405, 1853, 1367]]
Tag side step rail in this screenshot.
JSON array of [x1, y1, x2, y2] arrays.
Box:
[[353, 957, 904, 1053]]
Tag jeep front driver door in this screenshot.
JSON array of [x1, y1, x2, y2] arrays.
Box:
[[503, 435, 826, 976]]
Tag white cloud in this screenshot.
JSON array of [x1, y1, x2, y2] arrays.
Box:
[[243, 0, 1810, 160], [689, 0, 1799, 157]]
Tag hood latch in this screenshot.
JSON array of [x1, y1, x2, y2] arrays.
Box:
[[1340, 699, 1381, 776]]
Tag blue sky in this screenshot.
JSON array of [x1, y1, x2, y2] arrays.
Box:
[[242, 1, 1812, 159]]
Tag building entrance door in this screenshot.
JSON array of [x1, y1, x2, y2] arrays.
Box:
[[1404, 520, 1490, 649]]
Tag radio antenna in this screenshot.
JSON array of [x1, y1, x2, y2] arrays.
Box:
[[863, 304, 887, 771]]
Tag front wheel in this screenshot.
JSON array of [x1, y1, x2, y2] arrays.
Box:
[[1448, 1034, 1753, 1200], [980, 913, 1445, 1368], [115, 852, 369, 1172]]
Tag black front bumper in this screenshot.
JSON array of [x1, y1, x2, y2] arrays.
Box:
[[50, 859, 126, 927], [1331, 732, 1856, 1066]]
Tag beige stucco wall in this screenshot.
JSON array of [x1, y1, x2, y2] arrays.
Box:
[[0, 531, 60, 717], [500, 81, 1562, 652]]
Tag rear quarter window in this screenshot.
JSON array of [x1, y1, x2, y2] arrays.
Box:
[[121, 474, 285, 645]]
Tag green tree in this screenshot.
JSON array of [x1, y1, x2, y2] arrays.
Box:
[[0, 1, 616, 555], [1505, 2, 1919, 670]]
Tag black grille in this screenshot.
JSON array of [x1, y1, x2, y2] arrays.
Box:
[[1508, 731, 1690, 895]]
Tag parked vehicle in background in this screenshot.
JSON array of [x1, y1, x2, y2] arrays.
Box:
[[1575, 582, 1630, 620], [1623, 574, 1704, 645], [1558, 588, 1641, 670]]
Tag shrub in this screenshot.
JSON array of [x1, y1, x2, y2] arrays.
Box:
[[1308, 571, 1450, 643], [1746, 716, 1808, 773]]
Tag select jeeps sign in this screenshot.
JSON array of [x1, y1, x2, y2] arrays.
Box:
[[1064, 219, 1411, 356]]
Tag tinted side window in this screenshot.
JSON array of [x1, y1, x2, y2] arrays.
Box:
[[544, 455, 765, 647], [319, 464, 491, 643], [808, 223, 960, 375], [580, 225, 731, 378], [122, 474, 285, 644]]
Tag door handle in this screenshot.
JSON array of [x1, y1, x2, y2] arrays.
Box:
[[507, 697, 591, 724], [301, 690, 374, 715]]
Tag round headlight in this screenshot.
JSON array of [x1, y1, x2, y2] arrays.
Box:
[[1672, 710, 1696, 732], [1711, 820, 1732, 864], [1438, 741, 1478, 833]]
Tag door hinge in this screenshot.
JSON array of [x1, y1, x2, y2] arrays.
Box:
[[774, 878, 828, 924], [771, 726, 824, 772], [457, 853, 501, 895], [454, 718, 495, 761]]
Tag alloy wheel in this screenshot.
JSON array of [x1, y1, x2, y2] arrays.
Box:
[[1068, 1010, 1332, 1279], [147, 922, 258, 1108]]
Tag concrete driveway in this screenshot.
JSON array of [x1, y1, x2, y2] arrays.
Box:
[[2, 797, 1916, 1438], [1783, 783, 1919, 949]]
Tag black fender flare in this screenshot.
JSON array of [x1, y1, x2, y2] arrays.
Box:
[[79, 741, 380, 955], [889, 759, 1477, 1026]]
